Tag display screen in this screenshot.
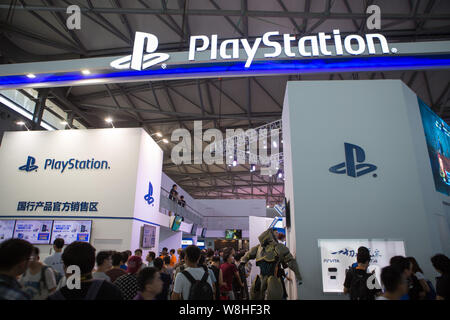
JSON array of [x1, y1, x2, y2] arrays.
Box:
[[419, 98, 450, 195], [190, 224, 198, 235], [51, 220, 92, 244], [141, 224, 156, 248], [13, 220, 53, 244], [225, 229, 242, 240], [181, 238, 193, 248], [201, 228, 207, 238], [197, 240, 205, 249], [0, 220, 16, 243], [171, 215, 183, 231], [318, 239, 406, 293]]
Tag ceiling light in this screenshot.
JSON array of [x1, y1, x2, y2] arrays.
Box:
[[162, 138, 169, 144], [81, 69, 91, 75], [156, 132, 163, 137], [105, 117, 113, 123], [60, 121, 68, 125], [26, 74, 36, 79], [273, 141, 278, 148], [16, 121, 25, 126], [278, 172, 283, 178], [232, 160, 237, 167]]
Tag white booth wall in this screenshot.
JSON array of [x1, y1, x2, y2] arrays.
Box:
[[282, 80, 446, 299], [0, 128, 167, 260]]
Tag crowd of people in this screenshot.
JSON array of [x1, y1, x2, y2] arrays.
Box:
[[0, 238, 253, 300], [0, 237, 449, 300], [343, 246, 450, 300]]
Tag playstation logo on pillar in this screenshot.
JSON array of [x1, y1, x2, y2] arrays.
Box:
[[19, 156, 39, 172], [110, 32, 170, 70], [329, 143, 377, 178], [144, 181, 155, 206]]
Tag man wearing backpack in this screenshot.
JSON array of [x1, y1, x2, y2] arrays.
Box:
[[20, 246, 57, 300], [171, 245, 214, 300], [343, 246, 381, 300]]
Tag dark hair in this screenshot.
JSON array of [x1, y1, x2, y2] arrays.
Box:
[[0, 239, 33, 270], [137, 267, 159, 291], [148, 251, 156, 260], [111, 252, 123, 266], [153, 257, 164, 270], [234, 252, 244, 262], [121, 251, 129, 264], [53, 238, 64, 249], [170, 249, 175, 254], [172, 184, 177, 188], [180, 195, 184, 199], [390, 256, 411, 273], [212, 256, 220, 263], [381, 265, 403, 293], [431, 254, 450, 274], [206, 249, 214, 258], [163, 256, 171, 265], [198, 254, 206, 266], [185, 245, 201, 263], [31, 246, 40, 256], [179, 251, 185, 261], [135, 249, 143, 254], [162, 247, 168, 252], [96, 251, 111, 266], [356, 246, 371, 264], [223, 251, 233, 263], [407, 257, 423, 274], [62, 242, 96, 274]]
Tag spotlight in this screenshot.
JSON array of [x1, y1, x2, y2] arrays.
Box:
[[162, 138, 169, 144], [16, 121, 25, 125], [105, 117, 113, 123], [232, 160, 237, 167], [26, 74, 36, 79], [278, 172, 283, 178], [60, 121, 68, 125], [81, 69, 91, 75], [273, 141, 278, 148], [156, 132, 163, 137]]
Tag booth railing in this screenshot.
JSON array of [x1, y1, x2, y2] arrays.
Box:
[[159, 187, 204, 225]]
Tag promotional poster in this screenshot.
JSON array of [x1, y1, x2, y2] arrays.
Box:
[[13, 220, 53, 244], [0, 220, 15, 243], [50, 220, 92, 244]]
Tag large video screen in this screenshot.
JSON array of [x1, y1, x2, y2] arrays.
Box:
[[318, 239, 406, 293], [418, 98, 450, 195], [13, 220, 53, 244], [51, 220, 92, 244], [0, 220, 16, 243], [225, 229, 242, 240]]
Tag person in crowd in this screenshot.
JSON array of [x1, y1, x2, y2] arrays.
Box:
[[390, 256, 413, 300], [233, 252, 249, 300], [146, 251, 156, 268], [44, 238, 65, 276], [218, 249, 224, 264], [48, 242, 123, 300], [93, 251, 112, 281], [114, 255, 142, 300], [169, 249, 177, 267], [221, 250, 244, 300], [172, 245, 214, 300], [343, 246, 381, 300], [430, 253, 450, 300], [20, 246, 57, 300], [153, 257, 171, 300], [199, 254, 217, 297], [134, 267, 163, 300], [406, 256, 431, 299], [175, 250, 185, 268], [206, 249, 215, 265], [160, 247, 168, 259], [0, 239, 33, 300], [377, 265, 408, 300], [168, 184, 178, 216], [209, 256, 223, 300], [178, 195, 186, 208], [134, 249, 143, 258], [120, 251, 130, 271], [105, 252, 126, 283], [163, 256, 174, 281], [173, 250, 186, 280]]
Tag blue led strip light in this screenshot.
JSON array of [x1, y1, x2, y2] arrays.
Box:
[[1, 54, 450, 88]]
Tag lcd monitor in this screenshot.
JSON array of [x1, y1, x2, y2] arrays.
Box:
[[51, 220, 92, 244], [190, 224, 198, 236], [0, 219, 16, 243], [170, 215, 183, 231], [13, 220, 53, 244], [225, 229, 242, 240], [201, 228, 207, 238]]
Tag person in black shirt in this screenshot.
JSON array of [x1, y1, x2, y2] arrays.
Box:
[[169, 184, 178, 201], [48, 242, 123, 300], [431, 253, 450, 300], [343, 246, 381, 300], [209, 256, 222, 300], [178, 195, 186, 208]]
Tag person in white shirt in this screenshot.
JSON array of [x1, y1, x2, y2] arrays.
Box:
[[171, 246, 213, 300], [20, 246, 57, 300], [92, 251, 112, 281], [44, 238, 65, 276], [376, 266, 408, 300]]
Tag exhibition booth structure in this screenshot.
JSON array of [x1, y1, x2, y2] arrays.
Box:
[[283, 80, 450, 299]]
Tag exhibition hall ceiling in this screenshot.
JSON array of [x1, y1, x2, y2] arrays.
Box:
[[0, 0, 449, 205]]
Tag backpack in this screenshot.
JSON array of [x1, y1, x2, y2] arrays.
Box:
[[348, 268, 372, 300], [181, 269, 213, 300], [50, 280, 104, 300]]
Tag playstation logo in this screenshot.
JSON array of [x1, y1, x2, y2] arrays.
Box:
[[19, 156, 39, 172], [329, 143, 377, 177], [144, 181, 155, 206], [110, 32, 170, 71]]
